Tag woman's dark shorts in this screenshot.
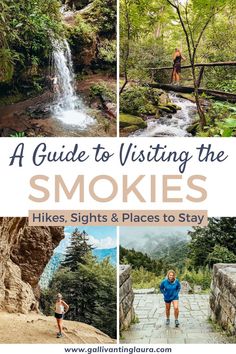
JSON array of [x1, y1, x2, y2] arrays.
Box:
[[174, 63, 181, 73], [165, 297, 179, 304], [55, 312, 63, 319]]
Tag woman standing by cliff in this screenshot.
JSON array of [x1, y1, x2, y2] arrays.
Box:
[[55, 293, 69, 338], [160, 270, 181, 327]]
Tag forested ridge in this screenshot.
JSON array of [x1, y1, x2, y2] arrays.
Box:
[[120, 218, 236, 291]]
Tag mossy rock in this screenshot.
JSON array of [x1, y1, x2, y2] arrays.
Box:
[[166, 103, 181, 111], [120, 86, 159, 116], [158, 105, 173, 113], [122, 125, 140, 133], [176, 93, 196, 103], [186, 122, 199, 135], [119, 114, 147, 129], [158, 103, 181, 113]]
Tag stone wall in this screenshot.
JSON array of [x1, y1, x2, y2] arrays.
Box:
[[210, 263, 236, 334], [119, 265, 135, 331]]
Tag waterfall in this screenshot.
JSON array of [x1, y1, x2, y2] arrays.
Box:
[[51, 38, 94, 128]]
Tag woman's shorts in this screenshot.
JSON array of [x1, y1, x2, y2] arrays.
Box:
[[55, 312, 63, 319], [174, 63, 181, 73], [165, 298, 179, 304]]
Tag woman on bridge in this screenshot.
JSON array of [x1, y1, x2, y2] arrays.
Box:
[[160, 270, 181, 327], [171, 48, 186, 85]]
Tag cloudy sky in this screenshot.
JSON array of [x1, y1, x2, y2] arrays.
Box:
[[120, 226, 192, 249], [56, 226, 117, 252]]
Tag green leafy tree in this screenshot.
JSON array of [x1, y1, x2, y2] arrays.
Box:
[[61, 229, 94, 270], [166, 0, 236, 129], [0, 0, 63, 83], [207, 245, 236, 266], [41, 230, 116, 338], [188, 217, 236, 267], [120, 0, 157, 92]]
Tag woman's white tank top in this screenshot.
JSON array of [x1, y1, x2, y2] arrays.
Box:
[[55, 301, 64, 314]]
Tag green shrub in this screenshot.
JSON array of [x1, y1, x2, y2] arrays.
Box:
[[90, 82, 116, 102], [67, 15, 95, 48], [120, 86, 161, 116], [131, 267, 163, 289], [88, 0, 116, 36], [97, 39, 116, 65], [197, 101, 236, 137], [0, 0, 63, 84], [179, 267, 212, 290], [207, 245, 236, 267]]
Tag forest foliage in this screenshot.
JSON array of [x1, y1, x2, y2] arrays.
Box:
[[40, 229, 117, 339], [0, 0, 116, 92], [120, 218, 236, 291], [120, 0, 236, 88], [120, 0, 236, 135], [0, 0, 62, 82]]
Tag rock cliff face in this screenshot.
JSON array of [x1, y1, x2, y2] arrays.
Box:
[[0, 218, 64, 314]]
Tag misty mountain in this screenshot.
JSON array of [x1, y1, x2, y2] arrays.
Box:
[[120, 228, 191, 260]]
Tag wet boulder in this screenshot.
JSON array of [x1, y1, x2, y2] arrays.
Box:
[[119, 114, 147, 129], [176, 93, 196, 103], [186, 121, 199, 135], [158, 90, 170, 105], [26, 104, 51, 119], [122, 125, 140, 134], [158, 103, 181, 114]]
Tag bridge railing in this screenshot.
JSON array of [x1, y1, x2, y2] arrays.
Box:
[[147, 61, 236, 88]]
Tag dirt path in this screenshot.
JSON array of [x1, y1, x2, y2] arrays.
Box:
[[0, 312, 115, 344]]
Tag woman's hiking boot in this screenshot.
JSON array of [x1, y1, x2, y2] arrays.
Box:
[[175, 319, 179, 327]]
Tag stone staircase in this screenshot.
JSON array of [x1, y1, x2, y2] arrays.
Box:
[[121, 292, 229, 344]]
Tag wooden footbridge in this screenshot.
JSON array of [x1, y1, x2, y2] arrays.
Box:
[[148, 61, 236, 103]]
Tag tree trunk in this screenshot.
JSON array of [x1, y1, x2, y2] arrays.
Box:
[[192, 65, 206, 129], [195, 88, 206, 129], [196, 66, 205, 87], [119, 69, 128, 94], [119, 0, 130, 94]]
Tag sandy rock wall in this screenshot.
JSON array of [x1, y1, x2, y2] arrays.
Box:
[[0, 218, 64, 313]]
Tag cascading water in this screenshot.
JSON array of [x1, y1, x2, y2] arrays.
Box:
[[131, 92, 197, 137], [51, 38, 94, 128]]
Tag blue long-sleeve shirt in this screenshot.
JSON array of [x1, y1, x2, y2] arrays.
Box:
[[160, 278, 181, 302]]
